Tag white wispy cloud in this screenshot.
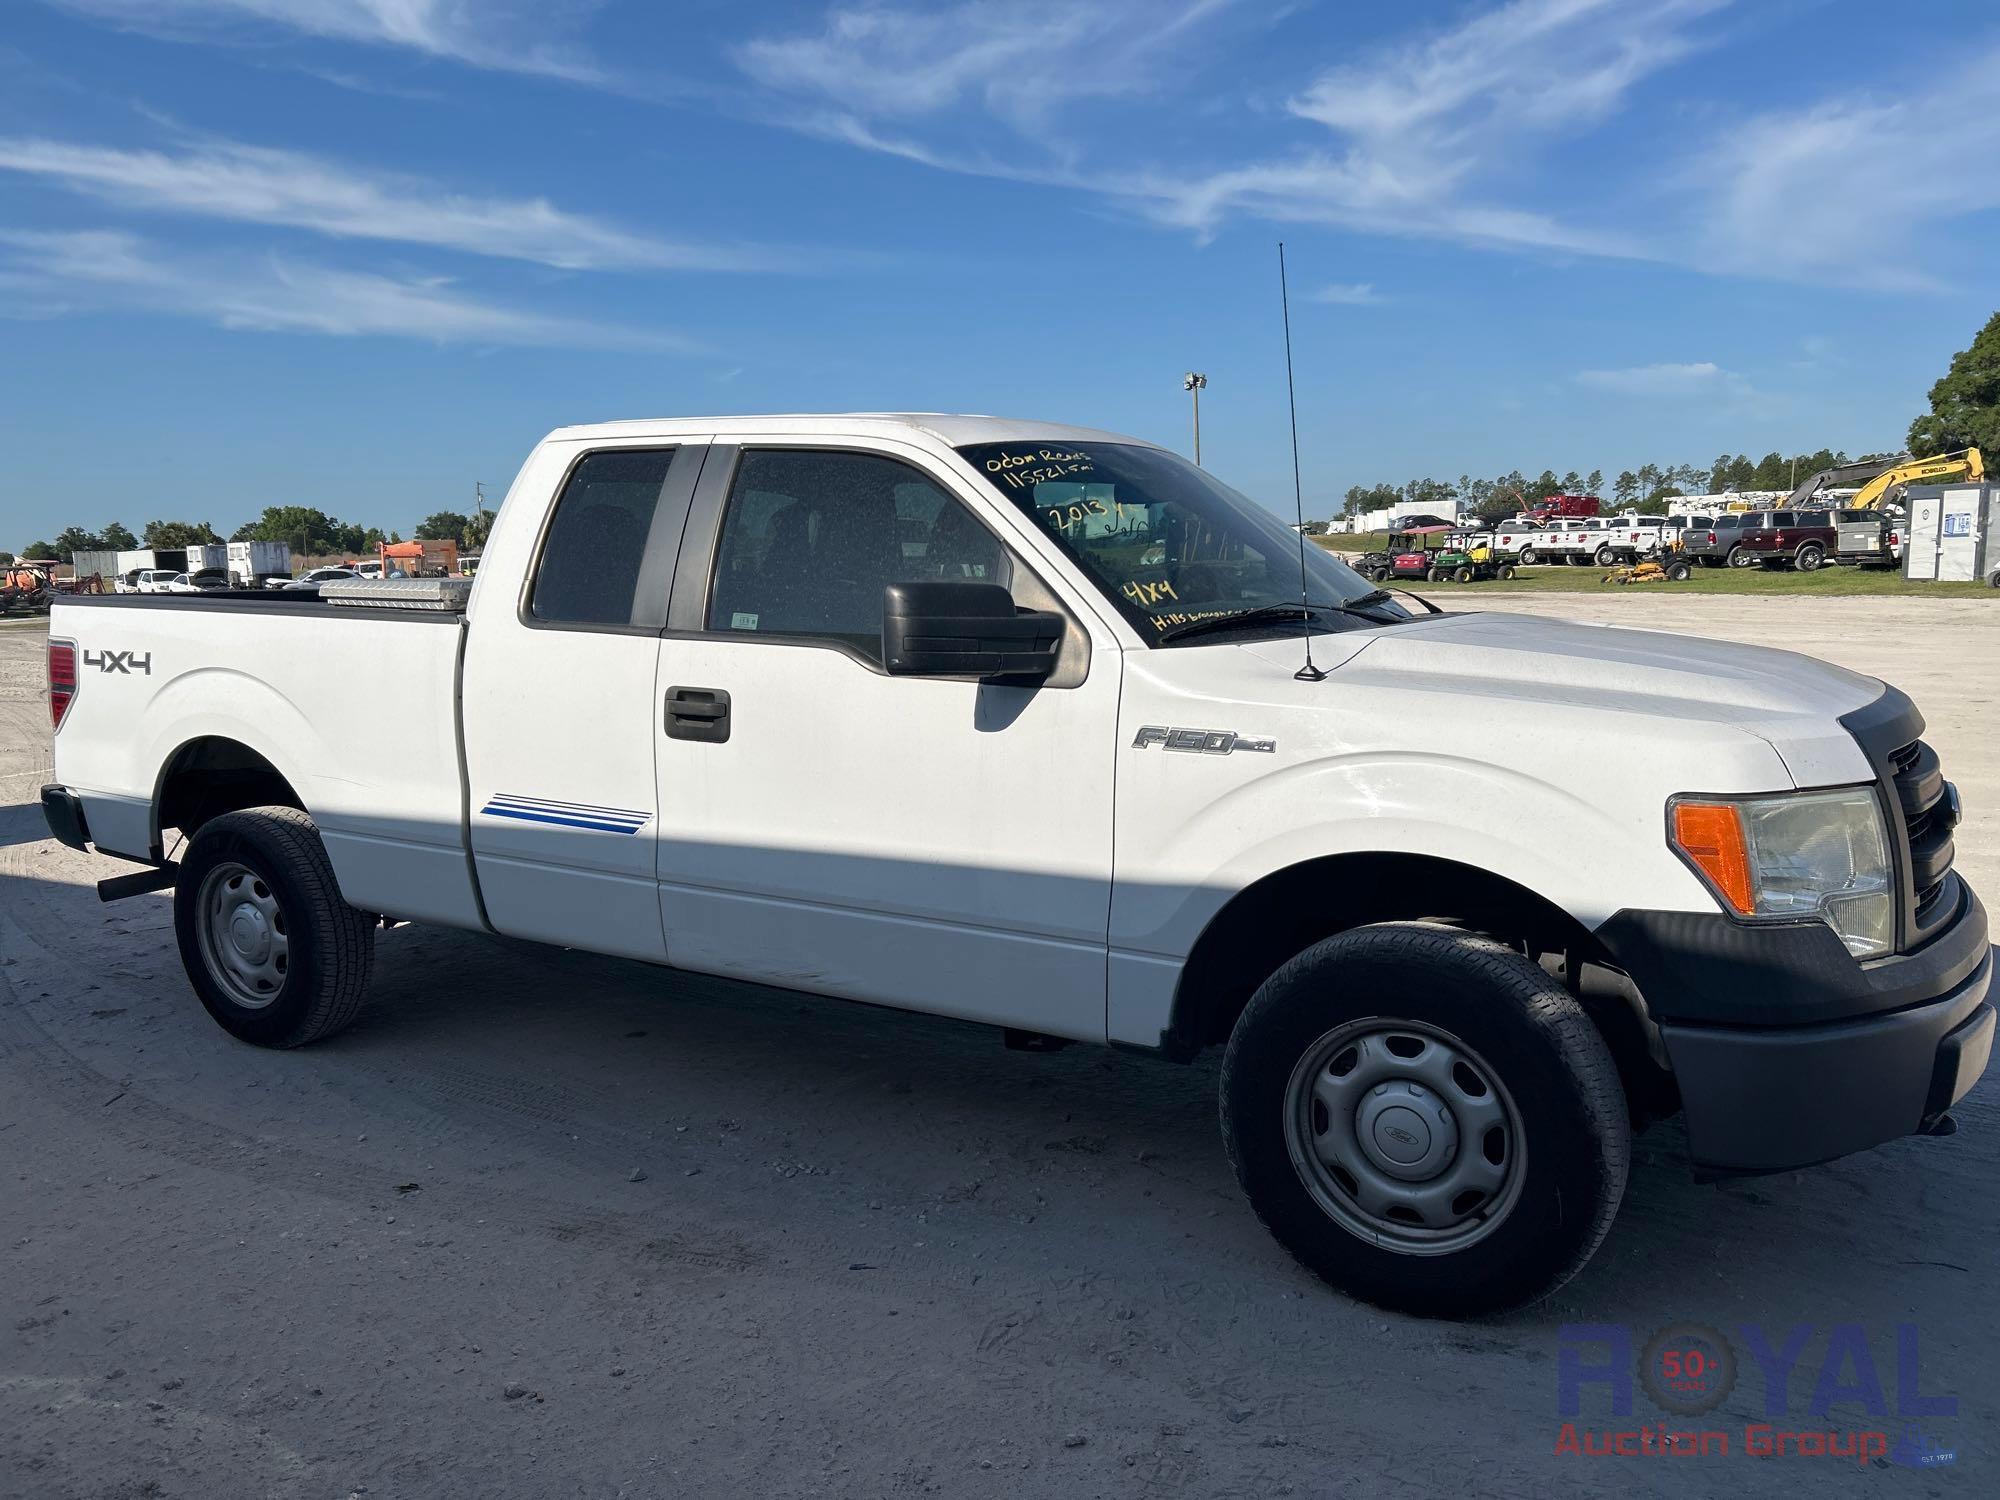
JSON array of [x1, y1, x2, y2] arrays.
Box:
[[0, 135, 800, 273], [1574, 361, 1732, 395], [1138, 0, 1729, 247], [43, 0, 608, 80], [0, 228, 688, 349], [736, 0, 1718, 261], [1683, 44, 2000, 289], [737, 0, 1237, 140], [1312, 282, 1382, 306]]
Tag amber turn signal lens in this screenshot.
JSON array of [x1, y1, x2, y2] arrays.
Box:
[[1671, 801, 1755, 915]]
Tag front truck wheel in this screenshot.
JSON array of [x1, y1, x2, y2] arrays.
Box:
[[173, 807, 377, 1047], [1221, 923, 1629, 1316]]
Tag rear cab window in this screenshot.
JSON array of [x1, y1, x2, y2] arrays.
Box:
[[530, 448, 680, 627]]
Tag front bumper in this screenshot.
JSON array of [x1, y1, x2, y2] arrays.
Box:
[[1598, 881, 1992, 1174]]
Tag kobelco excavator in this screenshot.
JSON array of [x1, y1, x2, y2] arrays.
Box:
[[1788, 449, 1986, 510]]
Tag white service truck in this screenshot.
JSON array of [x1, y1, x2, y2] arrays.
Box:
[[41, 414, 1992, 1316]]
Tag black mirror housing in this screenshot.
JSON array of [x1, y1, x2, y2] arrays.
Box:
[[882, 581, 1062, 678]]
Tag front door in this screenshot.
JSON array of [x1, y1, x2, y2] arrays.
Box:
[[463, 440, 707, 962], [652, 441, 1121, 1040]]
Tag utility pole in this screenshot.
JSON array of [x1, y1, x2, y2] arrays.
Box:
[[1183, 372, 1207, 465]]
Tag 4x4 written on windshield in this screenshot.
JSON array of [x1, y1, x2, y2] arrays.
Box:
[[957, 438, 1405, 642]]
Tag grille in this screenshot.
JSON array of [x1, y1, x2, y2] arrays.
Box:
[[1890, 739, 1958, 928]]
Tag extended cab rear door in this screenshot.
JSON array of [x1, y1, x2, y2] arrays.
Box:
[[649, 437, 1122, 1041], [461, 438, 709, 962]]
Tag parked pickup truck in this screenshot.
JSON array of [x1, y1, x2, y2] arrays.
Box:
[[42, 414, 1992, 1317], [1533, 517, 1653, 567], [1730, 509, 1839, 571]]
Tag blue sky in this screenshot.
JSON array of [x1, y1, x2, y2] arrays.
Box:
[[2, 0, 1997, 546]]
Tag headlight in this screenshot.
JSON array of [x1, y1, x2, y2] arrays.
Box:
[[1669, 788, 1893, 959]]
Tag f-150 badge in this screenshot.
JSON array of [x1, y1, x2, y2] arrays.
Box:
[[1132, 726, 1276, 754]]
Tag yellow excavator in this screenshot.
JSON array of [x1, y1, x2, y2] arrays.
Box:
[[1787, 449, 1986, 510]]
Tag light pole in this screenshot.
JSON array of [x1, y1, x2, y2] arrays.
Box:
[[1183, 372, 1207, 466]]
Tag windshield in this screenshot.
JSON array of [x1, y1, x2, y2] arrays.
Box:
[[957, 441, 1407, 642]]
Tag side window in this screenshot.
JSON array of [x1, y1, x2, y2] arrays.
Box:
[[531, 448, 677, 626], [1771, 511, 1798, 527], [705, 449, 1012, 661]]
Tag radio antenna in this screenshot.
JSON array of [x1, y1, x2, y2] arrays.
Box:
[[1278, 242, 1326, 682]]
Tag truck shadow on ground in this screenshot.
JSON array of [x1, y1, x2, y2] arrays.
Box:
[[6, 840, 1989, 1339], [283, 917, 1998, 1331]]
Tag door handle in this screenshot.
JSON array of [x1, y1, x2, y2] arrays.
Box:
[[665, 686, 730, 743]]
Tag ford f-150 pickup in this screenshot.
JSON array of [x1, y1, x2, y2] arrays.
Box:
[[41, 413, 1993, 1316]]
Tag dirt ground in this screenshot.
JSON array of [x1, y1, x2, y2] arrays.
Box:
[[1, 600, 1993, 1499]]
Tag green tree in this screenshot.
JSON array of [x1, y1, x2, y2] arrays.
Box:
[[1523, 469, 1562, 504], [52, 526, 103, 556], [25, 540, 60, 560], [362, 527, 386, 550], [1612, 471, 1638, 506], [1909, 311, 2000, 457], [0, 550, 14, 565], [142, 519, 223, 547], [464, 509, 494, 550], [1585, 469, 1604, 496], [237, 506, 346, 555], [101, 521, 139, 550], [415, 510, 470, 542], [1342, 483, 1400, 517]]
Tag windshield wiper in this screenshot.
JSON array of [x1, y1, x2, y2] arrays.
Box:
[[1157, 599, 1396, 645]]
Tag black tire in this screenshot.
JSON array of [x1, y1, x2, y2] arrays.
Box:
[[1516, 547, 1537, 567], [1426, 566, 1444, 583], [1371, 566, 1391, 583], [173, 807, 377, 1047], [1726, 545, 1752, 568], [1666, 560, 1691, 581], [1499, 565, 1516, 581], [1220, 922, 1629, 1317], [1454, 565, 1475, 584], [1593, 545, 1616, 567], [1795, 543, 1824, 572]]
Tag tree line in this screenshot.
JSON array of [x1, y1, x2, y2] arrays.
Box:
[[7, 506, 494, 566], [1338, 451, 1866, 525]]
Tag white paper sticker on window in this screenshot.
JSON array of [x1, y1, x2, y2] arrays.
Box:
[[731, 611, 759, 629]]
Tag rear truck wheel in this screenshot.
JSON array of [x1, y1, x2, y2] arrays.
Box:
[[173, 807, 377, 1047], [1726, 545, 1752, 568], [1666, 560, 1692, 581], [1593, 545, 1616, 567], [1454, 565, 1475, 584], [1516, 547, 1538, 566], [1220, 922, 1629, 1317], [1795, 542, 1825, 571]]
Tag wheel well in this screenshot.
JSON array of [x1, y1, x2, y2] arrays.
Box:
[[1165, 853, 1603, 1058], [155, 737, 303, 850]]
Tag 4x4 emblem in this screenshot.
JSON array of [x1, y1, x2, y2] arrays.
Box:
[[84, 649, 151, 675], [1132, 726, 1276, 755]]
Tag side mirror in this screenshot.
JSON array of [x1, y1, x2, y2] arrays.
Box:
[[882, 581, 1062, 679]]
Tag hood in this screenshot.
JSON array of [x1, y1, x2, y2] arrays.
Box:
[[1240, 609, 1886, 787]]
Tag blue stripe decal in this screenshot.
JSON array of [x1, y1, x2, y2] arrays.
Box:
[[480, 793, 651, 835], [487, 792, 648, 816]]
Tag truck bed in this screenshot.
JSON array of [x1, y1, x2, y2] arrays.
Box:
[[50, 591, 480, 929]]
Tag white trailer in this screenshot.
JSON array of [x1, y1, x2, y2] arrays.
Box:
[[226, 540, 290, 586]]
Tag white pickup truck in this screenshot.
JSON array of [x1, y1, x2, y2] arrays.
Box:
[[42, 414, 1992, 1316]]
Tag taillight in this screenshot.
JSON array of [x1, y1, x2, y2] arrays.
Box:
[[1706, 531, 1716, 543], [48, 636, 77, 732]]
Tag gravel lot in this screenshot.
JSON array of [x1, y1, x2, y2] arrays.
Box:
[[2, 599, 1993, 1499]]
